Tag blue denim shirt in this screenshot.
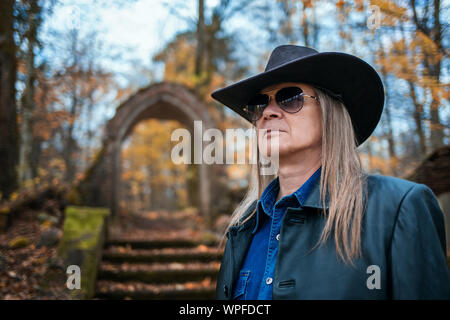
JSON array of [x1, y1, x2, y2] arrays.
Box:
[[233, 166, 322, 300]]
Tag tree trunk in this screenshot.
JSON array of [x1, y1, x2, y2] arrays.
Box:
[[19, 0, 40, 184], [365, 141, 374, 173], [382, 79, 398, 176], [429, 0, 444, 149], [378, 45, 398, 176], [0, 0, 18, 199], [427, 62, 444, 150], [63, 30, 80, 183], [411, 0, 444, 149], [64, 91, 78, 183], [408, 80, 427, 155], [194, 0, 205, 91]]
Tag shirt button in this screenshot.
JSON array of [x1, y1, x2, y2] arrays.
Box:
[[276, 234, 280, 241], [266, 277, 273, 285]]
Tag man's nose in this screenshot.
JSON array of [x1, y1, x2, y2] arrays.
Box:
[[262, 99, 282, 119]]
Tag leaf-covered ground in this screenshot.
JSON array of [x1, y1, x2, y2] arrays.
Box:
[[0, 202, 228, 299], [0, 201, 71, 300]]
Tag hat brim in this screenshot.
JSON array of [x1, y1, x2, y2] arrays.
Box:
[[211, 52, 384, 146]]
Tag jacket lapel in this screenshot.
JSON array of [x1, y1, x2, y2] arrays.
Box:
[[223, 179, 328, 299], [227, 200, 258, 296], [301, 178, 330, 210]]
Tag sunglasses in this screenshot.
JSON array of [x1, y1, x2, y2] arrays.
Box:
[[243, 86, 319, 122]]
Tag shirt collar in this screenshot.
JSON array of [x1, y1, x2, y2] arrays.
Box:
[[252, 166, 323, 234], [259, 176, 281, 216]]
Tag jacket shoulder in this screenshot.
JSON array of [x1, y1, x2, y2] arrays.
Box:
[[238, 199, 258, 224], [366, 174, 421, 195], [364, 174, 442, 223], [364, 174, 426, 221]]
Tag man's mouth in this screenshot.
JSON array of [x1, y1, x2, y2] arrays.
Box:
[[263, 129, 284, 135]]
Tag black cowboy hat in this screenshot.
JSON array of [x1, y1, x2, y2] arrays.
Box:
[[210, 45, 385, 146]]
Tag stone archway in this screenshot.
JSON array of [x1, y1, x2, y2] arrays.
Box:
[[76, 82, 218, 218]]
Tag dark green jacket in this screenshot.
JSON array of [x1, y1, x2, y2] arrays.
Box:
[[216, 174, 450, 300]]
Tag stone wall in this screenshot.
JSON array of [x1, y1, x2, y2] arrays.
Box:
[[71, 82, 225, 218], [57, 206, 110, 299]]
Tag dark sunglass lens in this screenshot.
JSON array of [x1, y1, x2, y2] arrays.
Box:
[[276, 87, 303, 113], [247, 94, 269, 120]]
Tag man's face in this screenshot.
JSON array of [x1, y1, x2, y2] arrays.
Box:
[[255, 82, 322, 159]]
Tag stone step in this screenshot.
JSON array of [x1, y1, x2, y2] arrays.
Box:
[[105, 238, 217, 249], [97, 262, 220, 284], [96, 280, 216, 300], [102, 246, 223, 264]]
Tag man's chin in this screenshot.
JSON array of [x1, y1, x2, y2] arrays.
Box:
[[259, 147, 290, 162]]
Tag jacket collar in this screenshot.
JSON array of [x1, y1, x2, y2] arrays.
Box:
[[302, 177, 330, 210], [224, 178, 330, 298], [252, 171, 329, 234], [230, 171, 331, 237], [226, 200, 258, 238]]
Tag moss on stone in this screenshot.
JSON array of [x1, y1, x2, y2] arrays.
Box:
[[65, 188, 82, 206], [0, 206, 10, 214], [57, 206, 110, 299], [9, 236, 31, 249]]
